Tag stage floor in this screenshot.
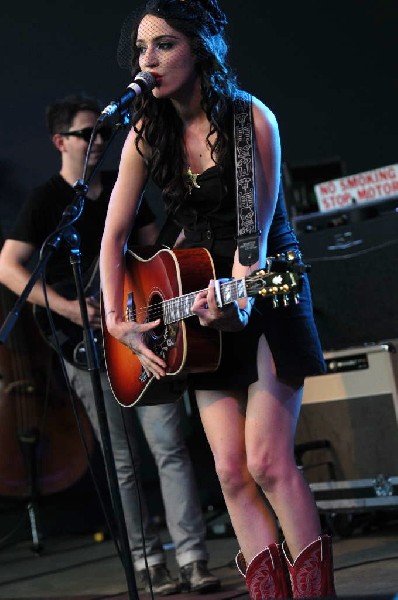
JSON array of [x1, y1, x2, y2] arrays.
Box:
[[0, 509, 397, 599]]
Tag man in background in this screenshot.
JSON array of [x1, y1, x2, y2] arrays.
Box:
[[0, 94, 220, 595]]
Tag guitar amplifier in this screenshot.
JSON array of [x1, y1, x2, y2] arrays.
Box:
[[294, 200, 398, 351], [295, 343, 398, 483]]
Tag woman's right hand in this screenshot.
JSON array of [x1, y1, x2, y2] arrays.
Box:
[[106, 316, 167, 380]]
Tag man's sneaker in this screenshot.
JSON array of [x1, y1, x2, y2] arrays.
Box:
[[137, 563, 179, 596], [179, 560, 221, 593]]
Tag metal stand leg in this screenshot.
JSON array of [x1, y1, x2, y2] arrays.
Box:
[[19, 431, 44, 554], [69, 250, 138, 600]]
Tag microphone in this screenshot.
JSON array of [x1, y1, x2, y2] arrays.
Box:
[[98, 72, 156, 121]]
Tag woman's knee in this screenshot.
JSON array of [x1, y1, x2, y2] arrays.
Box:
[[214, 457, 249, 495], [247, 451, 296, 493]]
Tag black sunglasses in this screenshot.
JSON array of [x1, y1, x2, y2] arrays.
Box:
[[59, 126, 112, 143]]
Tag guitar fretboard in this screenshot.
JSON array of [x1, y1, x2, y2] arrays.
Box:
[[163, 277, 247, 325]]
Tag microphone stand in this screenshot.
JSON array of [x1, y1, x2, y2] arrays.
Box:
[[0, 114, 138, 600]]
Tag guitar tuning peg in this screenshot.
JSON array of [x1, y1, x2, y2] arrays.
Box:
[[282, 295, 290, 308], [293, 293, 300, 304], [272, 295, 279, 309]]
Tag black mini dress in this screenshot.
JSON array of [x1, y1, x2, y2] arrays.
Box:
[[169, 162, 326, 389]]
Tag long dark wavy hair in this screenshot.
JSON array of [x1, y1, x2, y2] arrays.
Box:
[[119, 0, 239, 211]]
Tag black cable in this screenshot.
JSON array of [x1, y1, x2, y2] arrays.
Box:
[[334, 554, 398, 572], [0, 551, 120, 586], [305, 236, 398, 263], [0, 511, 29, 549]]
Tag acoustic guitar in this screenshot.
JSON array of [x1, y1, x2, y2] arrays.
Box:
[[101, 247, 307, 407]]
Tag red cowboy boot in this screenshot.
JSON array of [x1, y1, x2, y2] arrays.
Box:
[[236, 544, 292, 599], [283, 534, 336, 598]]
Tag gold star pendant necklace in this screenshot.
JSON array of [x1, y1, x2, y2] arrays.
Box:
[[186, 166, 201, 194]]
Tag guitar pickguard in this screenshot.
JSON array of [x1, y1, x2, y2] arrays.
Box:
[[139, 293, 179, 382]]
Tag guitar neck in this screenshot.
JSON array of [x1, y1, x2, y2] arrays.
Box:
[[163, 277, 247, 325]]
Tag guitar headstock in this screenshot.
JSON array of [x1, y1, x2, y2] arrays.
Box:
[[246, 251, 310, 308]]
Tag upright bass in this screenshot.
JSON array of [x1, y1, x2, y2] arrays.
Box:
[[0, 280, 94, 502]]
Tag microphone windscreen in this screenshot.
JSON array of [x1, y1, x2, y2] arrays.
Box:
[[134, 71, 156, 93]]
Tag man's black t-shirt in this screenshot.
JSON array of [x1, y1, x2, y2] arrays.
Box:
[[11, 171, 155, 284]]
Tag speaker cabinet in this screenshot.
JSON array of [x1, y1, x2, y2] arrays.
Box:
[[295, 343, 398, 482], [294, 201, 398, 351]]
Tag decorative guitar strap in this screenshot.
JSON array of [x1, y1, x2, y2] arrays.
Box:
[[157, 92, 260, 260], [233, 92, 260, 266]]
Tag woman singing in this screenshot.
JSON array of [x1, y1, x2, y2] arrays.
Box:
[[100, 1, 336, 597]]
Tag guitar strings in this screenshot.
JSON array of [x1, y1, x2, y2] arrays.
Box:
[[123, 287, 209, 323], [122, 277, 248, 324], [121, 272, 290, 323], [121, 272, 284, 324]]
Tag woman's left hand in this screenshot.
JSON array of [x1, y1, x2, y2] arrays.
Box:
[[191, 279, 249, 332]]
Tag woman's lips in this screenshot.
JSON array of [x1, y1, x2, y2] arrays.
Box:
[[150, 72, 162, 85]]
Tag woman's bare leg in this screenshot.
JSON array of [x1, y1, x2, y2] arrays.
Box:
[[246, 334, 321, 560], [195, 388, 279, 562], [195, 334, 320, 563]]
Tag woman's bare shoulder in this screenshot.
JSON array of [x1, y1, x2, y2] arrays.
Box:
[[250, 95, 279, 132], [119, 122, 152, 167]]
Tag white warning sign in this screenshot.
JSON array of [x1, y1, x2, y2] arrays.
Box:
[[314, 164, 398, 212]]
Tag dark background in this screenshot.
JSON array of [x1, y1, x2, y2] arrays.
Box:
[[1, 0, 397, 235]]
